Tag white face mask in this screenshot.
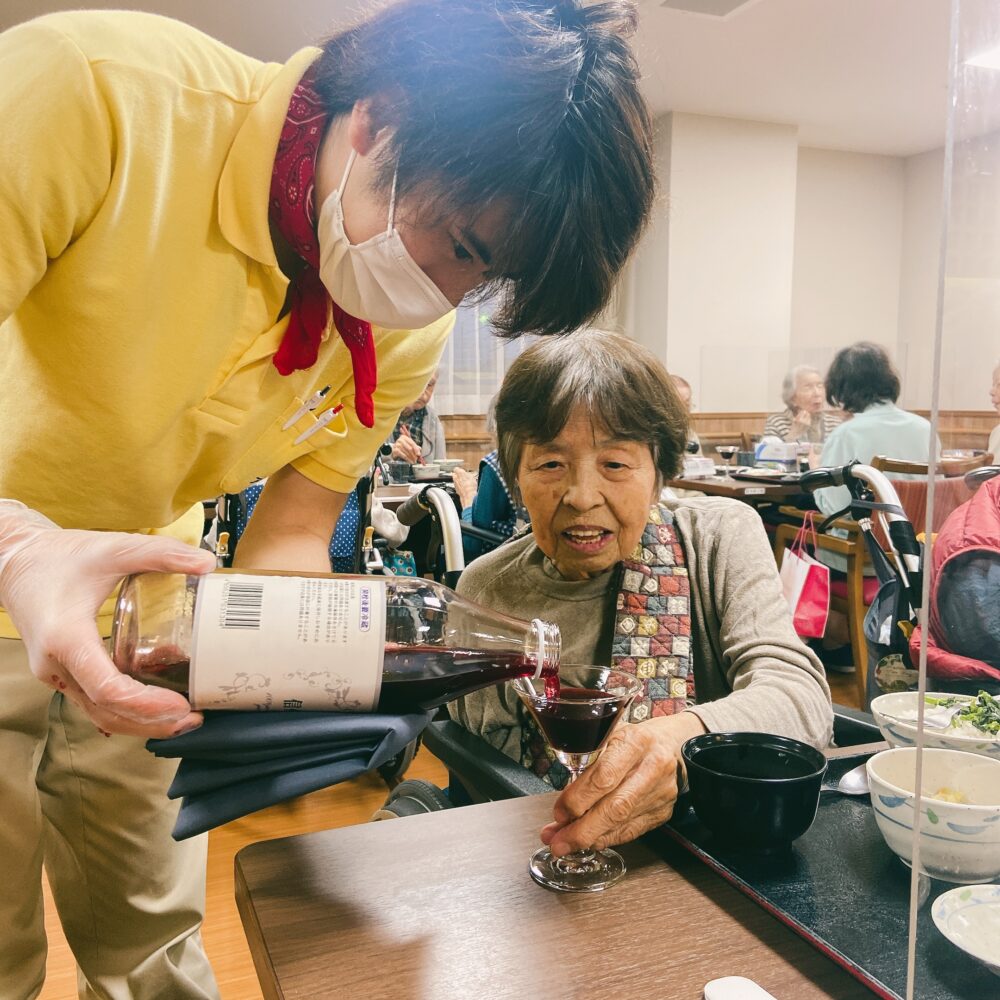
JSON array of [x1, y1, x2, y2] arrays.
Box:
[[317, 150, 454, 330]]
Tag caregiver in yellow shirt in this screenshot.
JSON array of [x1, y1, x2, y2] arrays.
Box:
[[0, 3, 654, 997]]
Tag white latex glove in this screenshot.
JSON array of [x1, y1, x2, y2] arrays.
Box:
[[0, 501, 216, 737], [370, 498, 409, 549]]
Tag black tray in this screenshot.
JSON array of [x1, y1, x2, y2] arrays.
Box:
[[655, 753, 995, 1000], [729, 469, 804, 484]]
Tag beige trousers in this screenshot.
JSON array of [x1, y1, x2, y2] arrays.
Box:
[[0, 639, 219, 1000]]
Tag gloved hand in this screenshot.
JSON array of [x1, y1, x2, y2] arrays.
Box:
[[0, 500, 216, 737]]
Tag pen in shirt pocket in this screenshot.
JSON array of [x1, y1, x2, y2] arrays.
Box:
[[282, 385, 331, 430], [294, 402, 345, 446]]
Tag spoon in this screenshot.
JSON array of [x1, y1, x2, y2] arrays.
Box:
[[820, 762, 870, 796]]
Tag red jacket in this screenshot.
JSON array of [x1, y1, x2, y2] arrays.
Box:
[[910, 477, 1000, 682]]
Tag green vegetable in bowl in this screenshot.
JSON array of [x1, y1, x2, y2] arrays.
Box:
[[927, 691, 1000, 736]]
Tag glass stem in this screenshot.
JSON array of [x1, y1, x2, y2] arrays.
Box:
[[555, 766, 600, 868]]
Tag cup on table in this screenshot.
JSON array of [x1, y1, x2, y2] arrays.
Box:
[[387, 461, 412, 483]]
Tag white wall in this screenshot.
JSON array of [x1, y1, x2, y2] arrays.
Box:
[[789, 148, 905, 369], [624, 118, 954, 413], [628, 112, 800, 412]]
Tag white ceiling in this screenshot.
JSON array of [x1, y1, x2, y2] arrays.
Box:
[[0, 0, 978, 156]]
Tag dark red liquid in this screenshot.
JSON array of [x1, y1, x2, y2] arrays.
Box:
[[528, 686, 623, 754], [377, 645, 551, 713], [126, 643, 556, 713]]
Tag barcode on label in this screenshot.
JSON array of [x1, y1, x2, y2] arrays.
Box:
[[219, 581, 264, 629]]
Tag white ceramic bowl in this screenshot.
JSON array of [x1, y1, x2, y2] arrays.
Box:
[[870, 691, 1000, 760], [932, 884, 1000, 976], [436, 459, 465, 472], [410, 464, 441, 481], [867, 748, 1000, 884]]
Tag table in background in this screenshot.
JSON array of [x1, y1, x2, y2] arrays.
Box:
[[665, 474, 806, 505], [235, 793, 871, 1000], [373, 483, 413, 510]]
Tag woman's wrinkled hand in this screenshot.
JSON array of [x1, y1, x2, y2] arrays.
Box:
[[0, 501, 216, 738], [451, 467, 478, 509], [540, 711, 707, 856]]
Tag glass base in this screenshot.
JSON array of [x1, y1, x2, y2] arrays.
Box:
[[528, 845, 627, 893]]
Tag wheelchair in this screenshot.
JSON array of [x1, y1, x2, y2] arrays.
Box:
[[374, 466, 890, 817]]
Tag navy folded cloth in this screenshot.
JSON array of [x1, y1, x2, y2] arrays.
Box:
[[147, 711, 431, 840]]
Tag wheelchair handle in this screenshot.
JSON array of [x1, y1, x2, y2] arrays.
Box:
[[396, 492, 431, 527], [798, 462, 855, 492]]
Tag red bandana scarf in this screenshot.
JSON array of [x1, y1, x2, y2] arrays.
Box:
[[268, 65, 377, 428]]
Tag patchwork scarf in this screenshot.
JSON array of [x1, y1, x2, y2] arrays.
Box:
[[522, 504, 696, 787], [268, 65, 378, 428]]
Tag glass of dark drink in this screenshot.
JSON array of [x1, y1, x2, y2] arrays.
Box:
[[716, 444, 739, 479], [513, 665, 642, 893]]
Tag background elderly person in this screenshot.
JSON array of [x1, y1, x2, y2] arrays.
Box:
[[449, 330, 832, 858], [388, 371, 447, 464], [764, 365, 842, 444], [670, 373, 701, 454]]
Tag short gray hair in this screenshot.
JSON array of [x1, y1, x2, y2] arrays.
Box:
[[781, 365, 821, 408], [494, 329, 689, 490]]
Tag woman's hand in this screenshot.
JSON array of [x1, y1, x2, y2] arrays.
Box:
[[0, 501, 216, 737], [789, 408, 814, 438], [451, 467, 478, 509], [540, 711, 707, 855], [391, 426, 422, 464]]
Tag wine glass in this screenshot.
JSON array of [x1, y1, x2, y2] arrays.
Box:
[[716, 444, 739, 479], [513, 666, 643, 892]]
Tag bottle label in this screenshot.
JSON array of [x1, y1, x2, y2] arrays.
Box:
[[189, 574, 386, 711]]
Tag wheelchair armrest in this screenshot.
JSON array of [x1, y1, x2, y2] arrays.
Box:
[[832, 702, 881, 746], [459, 523, 507, 547], [421, 719, 551, 803]]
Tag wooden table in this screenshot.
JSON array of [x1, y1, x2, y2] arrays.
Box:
[[235, 794, 871, 1000], [665, 474, 806, 504]]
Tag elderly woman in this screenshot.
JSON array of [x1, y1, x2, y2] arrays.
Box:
[[449, 330, 832, 858], [764, 365, 842, 444]]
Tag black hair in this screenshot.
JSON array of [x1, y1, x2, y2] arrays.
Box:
[[825, 342, 901, 413], [495, 329, 689, 486], [313, 0, 654, 337]]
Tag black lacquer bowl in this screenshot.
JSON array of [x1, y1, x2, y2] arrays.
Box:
[[681, 732, 827, 851]]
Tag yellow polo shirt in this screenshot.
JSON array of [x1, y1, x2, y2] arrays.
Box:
[[0, 11, 454, 636]]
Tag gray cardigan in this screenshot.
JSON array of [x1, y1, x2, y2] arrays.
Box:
[[448, 496, 834, 760]]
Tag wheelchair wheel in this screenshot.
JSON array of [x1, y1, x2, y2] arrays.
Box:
[[371, 778, 452, 821], [376, 735, 422, 788]]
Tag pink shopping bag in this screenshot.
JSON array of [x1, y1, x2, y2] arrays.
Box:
[[779, 512, 831, 639]]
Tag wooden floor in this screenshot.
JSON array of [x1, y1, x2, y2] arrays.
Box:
[[38, 675, 861, 999], [38, 751, 450, 1000]]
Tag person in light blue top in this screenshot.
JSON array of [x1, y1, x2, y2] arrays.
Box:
[[809, 343, 937, 669], [815, 342, 938, 519]]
